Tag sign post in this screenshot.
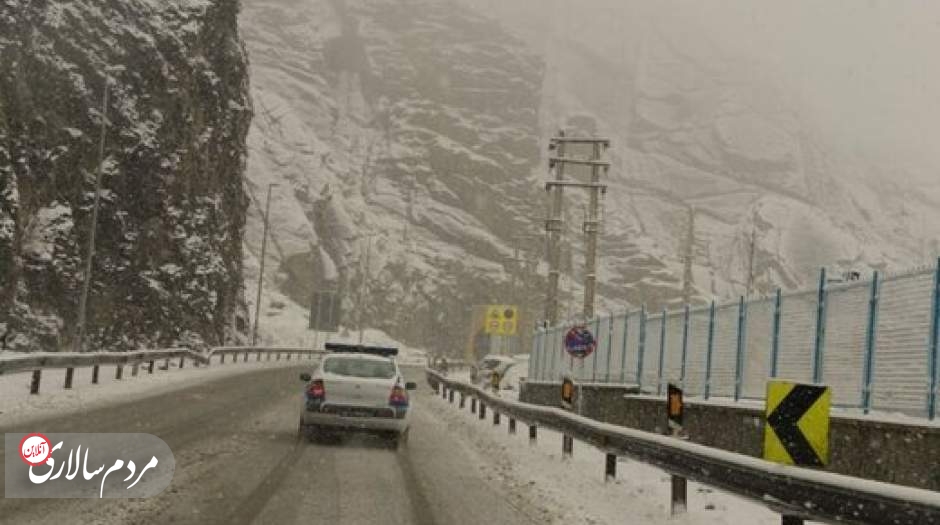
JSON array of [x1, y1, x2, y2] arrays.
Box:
[[560, 376, 575, 458], [764, 380, 831, 525], [666, 383, 686, 515]]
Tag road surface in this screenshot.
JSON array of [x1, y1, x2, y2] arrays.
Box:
[[0, 366, 543, 524]]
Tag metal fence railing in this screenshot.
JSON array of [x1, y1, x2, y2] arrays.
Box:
[[528, 260, 940, 420]]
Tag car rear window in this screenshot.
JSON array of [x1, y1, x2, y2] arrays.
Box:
[[323, 357, 396, 379]]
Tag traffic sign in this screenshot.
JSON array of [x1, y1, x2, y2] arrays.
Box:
[[564, 325, 596, 359], [561, 377, 574, 410], [667, 384, 683, 431], [763, 381, 830, 467], [483, 305, 518, 335]]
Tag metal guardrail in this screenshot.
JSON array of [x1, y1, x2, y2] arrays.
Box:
[[0, 347, 326, 395], [426, 369, 940, 525]]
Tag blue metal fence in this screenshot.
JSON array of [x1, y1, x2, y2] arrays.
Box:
[[528, 259, 940, 419]]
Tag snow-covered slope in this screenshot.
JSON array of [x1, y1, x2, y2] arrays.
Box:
[[240, 0, 940, 354]]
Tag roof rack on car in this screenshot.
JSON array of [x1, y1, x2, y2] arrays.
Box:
[[324, 343, 398, 357]]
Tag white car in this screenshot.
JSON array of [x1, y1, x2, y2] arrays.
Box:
[[299, 344, 417, 448]]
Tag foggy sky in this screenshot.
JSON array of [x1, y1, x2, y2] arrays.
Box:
[[467, 0, 940, 184]]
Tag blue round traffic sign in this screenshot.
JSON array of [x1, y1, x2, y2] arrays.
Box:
[[564, 325, 596, 359]]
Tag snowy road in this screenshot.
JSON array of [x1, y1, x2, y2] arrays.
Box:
[[0, 365, 543, 525]]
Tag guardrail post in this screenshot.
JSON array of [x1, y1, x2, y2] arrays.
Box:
[[704, 301, 717, 399], [656, 308, 667, 396], [493, 411, 500, 426], [620, 312, 630, 383], [287, 352, 291, 361], [163, 358, 169, 370], [471, 397, 477, 413], [670, 475, 687, 516], [479, 402, 486, 420], [771, 289, 782, 378], [528, 425, 537, 443], [132, 362, 139, 377], [92, 365, 100, 384], [562, 434, 573, 458], [680, 304, 690, 389], [179, 356, 185, 369], [257, 351, 261, 361], [605, 453, 616, 482], [148, 360, 155, 374], [30, 370, 41, 395], [813, 267, 828, 384], [276, 352, 281, 361], [267, 352, 271, 361], [509, 417, 516, 434], [64, 367, 74, 389], [734, 296, 747, 401], [637, 305, 647, 388], [244, 351, 248, 362], [449, 389, 455, 403], [929, 258, 940, 420], [115, 364, 123, 381], [862, 271, 880, 414], [442, 386, 448, 400], [459, 393, 466, 409], [221, 353, 225, 364]]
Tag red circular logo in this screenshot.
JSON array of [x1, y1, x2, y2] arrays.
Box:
[[19, 433, 52, 467]]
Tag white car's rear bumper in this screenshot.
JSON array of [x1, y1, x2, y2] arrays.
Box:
[[301, 405, 409, 433]]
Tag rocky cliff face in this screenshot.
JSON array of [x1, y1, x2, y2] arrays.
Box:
[[0, 0, 253, 351], [240, 0, 544, 352]]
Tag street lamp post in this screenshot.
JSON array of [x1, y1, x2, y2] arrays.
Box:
[[251, 183, 278, 346], [74, 76, 112, 353]]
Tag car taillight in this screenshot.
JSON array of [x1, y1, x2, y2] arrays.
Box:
[[307, 379, 325, 400], [389, 385, 408, 407]]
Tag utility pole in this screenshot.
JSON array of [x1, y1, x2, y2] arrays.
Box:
[[74, 76, 111, 353], [251, 183, 278, 346], [544, 131, 567, 327], [746, 226, 757, 298], [357, 235, 374, 345], [546, 133, 611, 322]]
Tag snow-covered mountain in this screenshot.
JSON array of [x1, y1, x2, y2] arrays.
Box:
[[240, 0, 940, 354], [0, 0, 252, 351]]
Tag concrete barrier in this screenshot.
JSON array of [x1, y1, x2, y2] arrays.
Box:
[[520, 380, 940, 491]]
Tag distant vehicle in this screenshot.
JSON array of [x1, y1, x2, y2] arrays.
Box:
[[471, 354, 515, 386], [298, 343, 417, 448]]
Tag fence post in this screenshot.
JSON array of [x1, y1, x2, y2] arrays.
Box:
[[680, 304, 690, 389], [221, 352, 225, 365], [509, 417, 516, 434], [115, 364, 123, 381], [132, 362, 139, 377], [620, 312, 630, 383], [656, 308, 667, 396], [531, 329, 540, 381], [64, 367, 75, 389], [861, 271, 880, 414], [148, 360, 155, 374], [92, 364, 100, 384], [813, 267, 828, 384], [605, 314, 614, 382], [529, 425, 537, 443], [179, 356, 185, 369], [30, 370, 41, 395], [771, 289, 782, 378], [734, 296, 747, 402], [704, 301, 716, 400], [637, 305, 647, 390], [929, 259, 940, 420]]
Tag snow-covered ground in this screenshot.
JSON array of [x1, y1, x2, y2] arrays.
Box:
[[0, 357, 306, 427], [424, 386, 820, 525]]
